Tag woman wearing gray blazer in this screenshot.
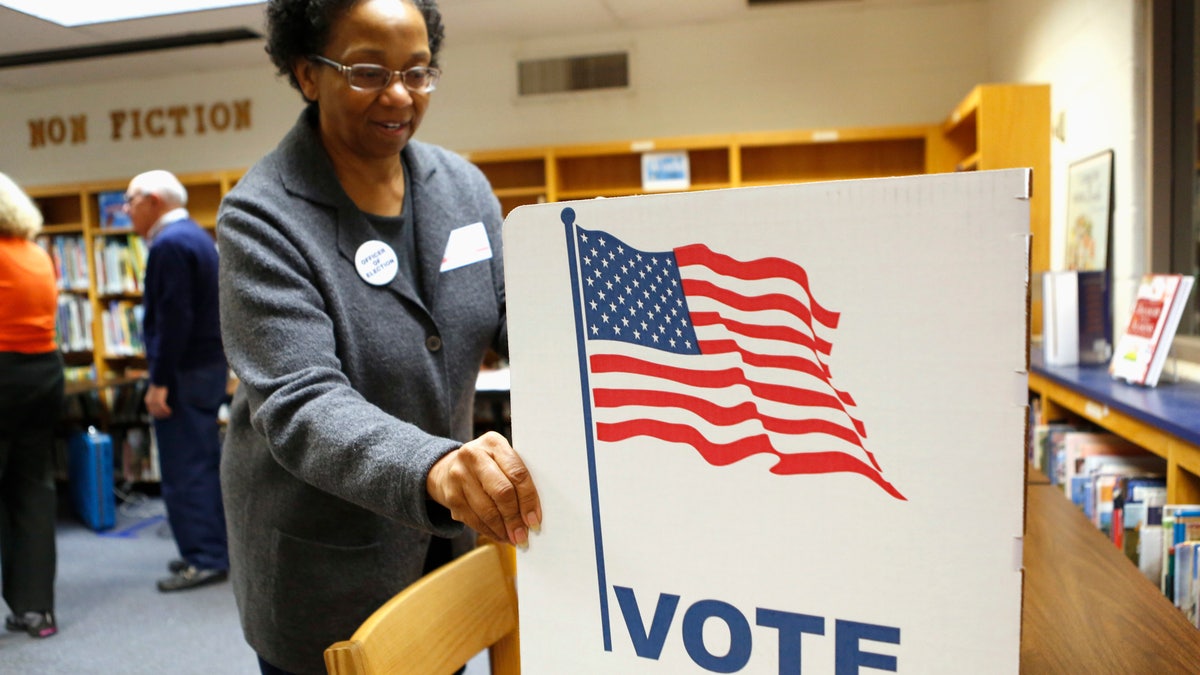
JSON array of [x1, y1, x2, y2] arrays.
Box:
[[217, 1, 541, 673]]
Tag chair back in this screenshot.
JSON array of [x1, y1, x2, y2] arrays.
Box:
[[325, 541, 520, 675]]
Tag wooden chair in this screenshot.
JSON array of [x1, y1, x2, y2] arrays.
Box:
[[324, 541, 520, 675]]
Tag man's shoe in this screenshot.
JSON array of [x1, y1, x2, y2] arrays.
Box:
[[156, 566, 228, 592], [5, 611, 57, 638], [168, 559, 188, 574]]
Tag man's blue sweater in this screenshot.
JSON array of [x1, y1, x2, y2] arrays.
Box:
[[143, 217, 225, 385]]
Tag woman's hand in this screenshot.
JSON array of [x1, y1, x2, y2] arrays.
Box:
[[426, 431, 542, 549]]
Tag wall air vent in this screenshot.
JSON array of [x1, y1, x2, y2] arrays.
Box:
[[517, 52, 629, 96]]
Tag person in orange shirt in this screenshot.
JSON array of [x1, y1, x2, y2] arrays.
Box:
[[0, 171, 62, 639]]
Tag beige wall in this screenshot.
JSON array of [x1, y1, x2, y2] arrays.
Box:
[[986, 0, 1144, 335], [421, 0, 989, 151]]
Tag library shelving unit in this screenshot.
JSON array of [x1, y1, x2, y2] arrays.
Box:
[[926, 83, 1052, 334], [460, 146, 554, 216], [28, 169, 242, 384], [463, 84, 1051, 338], [735, 124, 931, 187], [1024, 350, 1200, 663], [27, 169, 243, 480], [1028, 350, 1200, 505], [465, 125, 936, 215]]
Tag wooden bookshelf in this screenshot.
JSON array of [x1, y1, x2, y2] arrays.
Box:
[[736, 124, 930, 186], [1027, 351, 1200, 656], [463, 83, 1050, 336], [28, 170, 240, 385], [1029, 352, 1200, 504], [927, 83, 1051, 334], [462, 147, 553, 217]]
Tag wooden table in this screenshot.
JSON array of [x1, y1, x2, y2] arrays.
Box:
[[1020, 482, 1200, 672]]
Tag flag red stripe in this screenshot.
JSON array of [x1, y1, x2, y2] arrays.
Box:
[[682, 278, 820, 335], [596, 420, 904, 500], [674, 243, 840, 329], [592, 388, 868, 449], [590, 353, 855, 415], [699, 339, 857, 408], [690, 311, 835, 356]]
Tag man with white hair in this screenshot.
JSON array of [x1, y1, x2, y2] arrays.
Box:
[[125, 169, 229, 591]]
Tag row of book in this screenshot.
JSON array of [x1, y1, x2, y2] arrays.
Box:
[[108, 378, 160, 483], [94, 235, 148, 297], [57, 294, 94, 353], [35, 234, 90, 292], [1030, 415, 1200, 626], [101, 300, 145, 357], [33, 233, 150, 298]]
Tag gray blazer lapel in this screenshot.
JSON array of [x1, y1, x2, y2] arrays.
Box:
[[279, 111, 428, 311], [407, 144, 454, 310]]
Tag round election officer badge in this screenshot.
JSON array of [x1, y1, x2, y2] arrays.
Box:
[[355, 240, 399, 286]]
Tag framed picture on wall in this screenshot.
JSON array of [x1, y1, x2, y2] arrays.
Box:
[[1065, 149, 1114, 272], [1063, 149, 1116, 364]]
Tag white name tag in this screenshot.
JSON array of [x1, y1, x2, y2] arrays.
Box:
[[440, 221, 493, 272]]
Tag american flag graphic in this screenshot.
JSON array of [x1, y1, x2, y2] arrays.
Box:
[[564, 207, 904, 501]]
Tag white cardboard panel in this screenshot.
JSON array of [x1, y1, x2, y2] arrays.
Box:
[[504, 170, 1030, 674]]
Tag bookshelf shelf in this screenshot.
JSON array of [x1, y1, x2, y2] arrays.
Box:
[[1030, 360, 1200, 505], [41, 224, 82, 235], [957, 152, 982, 172], [493, 186, 546, 199], [463, 148, 551, 217]]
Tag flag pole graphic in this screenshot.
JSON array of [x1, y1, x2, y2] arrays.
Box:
[[562, 207, 613, 651]]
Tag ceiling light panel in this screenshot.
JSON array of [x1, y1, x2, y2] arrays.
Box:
[[0, 0, 263, 27]]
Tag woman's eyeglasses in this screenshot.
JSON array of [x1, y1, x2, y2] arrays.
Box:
[[309, 55, 440, 94]]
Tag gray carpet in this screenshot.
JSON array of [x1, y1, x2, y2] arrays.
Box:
[[1, 492, 488, 674]]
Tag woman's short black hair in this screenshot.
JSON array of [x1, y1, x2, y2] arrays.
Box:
[[265, 0, 445, 94]]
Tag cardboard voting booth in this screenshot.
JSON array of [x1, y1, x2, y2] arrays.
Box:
[[504, 170, 1030, 674]]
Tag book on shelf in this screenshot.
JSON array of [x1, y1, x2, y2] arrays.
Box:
[[94, 237, 146, 296], [1139, 503, 1166, 584], [1041, 270, 1111, 366], [56, 294, 94, 353], [1060, 430, 1143, 497], [1176, 542, 1200, 624], [1031, 421, 1076, 483], [1113, 475, 1166, 560], [100, 300, 144, 357], [1109, 273, 1196, 387], [119, 427, 159, 483], [1163, 506, 1200, 604], [97, 190, 131, 229], [36, 234, 89, 292], [1073, 454, 1162, 529]]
